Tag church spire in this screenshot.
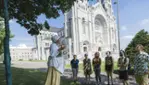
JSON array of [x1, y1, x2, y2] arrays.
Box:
[[102, 0, 112, 14]]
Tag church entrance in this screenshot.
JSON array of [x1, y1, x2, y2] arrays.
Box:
[[94, 14, 108, 50], [83, 47, 87, 52], [82, 41, 90, 53]]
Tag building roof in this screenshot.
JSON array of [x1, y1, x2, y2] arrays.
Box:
[[42, 26, 64, 33]]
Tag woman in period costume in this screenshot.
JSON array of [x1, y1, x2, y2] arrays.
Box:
[[105, 51, 114, 85], [83, 54, 92, 84], [92, 52, 102, 85], [45, 35, 65, 85]]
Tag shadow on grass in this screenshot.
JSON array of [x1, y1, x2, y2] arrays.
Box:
[[0, 63, 136, 85], [0, 64, 72, 85]]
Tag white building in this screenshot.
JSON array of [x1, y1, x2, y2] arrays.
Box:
[[10, 44, 34, 61], [64, 0, 119, 61], [34, 27, 64, 60]]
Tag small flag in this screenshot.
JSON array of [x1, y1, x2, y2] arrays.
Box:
[[113, 2, 117, 4]]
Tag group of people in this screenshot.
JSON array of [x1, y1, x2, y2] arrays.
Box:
[[70, 44, 149, 85], [44, 34, 149, 85], [70, 51, 116, 85]]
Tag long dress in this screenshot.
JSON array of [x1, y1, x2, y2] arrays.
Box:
[[45, 43, 64, 85]]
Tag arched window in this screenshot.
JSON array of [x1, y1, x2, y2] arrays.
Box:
[[82, 18, 86, 34], [98, 47, 101, 51], [112, 28, 115, 42], [83, 47, 87, 52]]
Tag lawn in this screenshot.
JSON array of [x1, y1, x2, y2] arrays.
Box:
[[0, 62, 119, 85], [0, 64, 71, 85], [65, 62, 118, 72]]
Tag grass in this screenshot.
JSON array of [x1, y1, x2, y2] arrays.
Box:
[[0, 62, 119, 85], [65, 62, 118, 72], [0, 63, 71, 85]]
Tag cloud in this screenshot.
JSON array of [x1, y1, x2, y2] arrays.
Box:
[[13, 37, 33, 41], [121, 26, 127, 31], [140, 19, 149, 25], [139, 19, 149, 31], [120, 35, 134, 49], [9, 20, 15, 24], [11, 37, 34, 46], [121, 35, 134, 39]]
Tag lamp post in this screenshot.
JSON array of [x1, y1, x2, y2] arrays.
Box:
[[3, 0, 12, 85], [114, 0, 121, 52]]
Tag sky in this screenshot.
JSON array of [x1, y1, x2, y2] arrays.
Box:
[[9, 0, 149, 49]]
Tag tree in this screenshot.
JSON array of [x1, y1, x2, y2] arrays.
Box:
[[0, 0, 77, 35], [0, 17, 14, 55], [125, 29, 149, 64], [44, 20, 50, 30]]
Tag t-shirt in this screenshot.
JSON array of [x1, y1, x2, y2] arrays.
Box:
[[71, 59, 79, 68]]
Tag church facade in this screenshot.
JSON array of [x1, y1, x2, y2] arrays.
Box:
[[64, 0, 119, 60]]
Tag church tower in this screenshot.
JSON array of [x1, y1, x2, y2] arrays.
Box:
[[101, 0, 113, 15], [64, 0, 119, 61]]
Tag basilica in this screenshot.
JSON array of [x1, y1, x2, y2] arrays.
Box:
[[64, 0, 119, 60]]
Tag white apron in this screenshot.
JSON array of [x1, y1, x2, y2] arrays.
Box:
[[47, 43, 65, 74]]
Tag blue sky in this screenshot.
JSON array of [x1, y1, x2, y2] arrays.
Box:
[[9, 0, 149, 49]]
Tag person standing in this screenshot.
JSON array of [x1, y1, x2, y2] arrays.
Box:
[[92, 52, 102, 85], [45, 35, 65, 85], [83, 54, 92, 84], [71, 55, 79, 82], [118, 50, 129, 85], [134, 44, 149, 85], [105, 51, 114, 85]]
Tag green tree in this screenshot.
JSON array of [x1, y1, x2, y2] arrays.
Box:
[[0, 17, 14, 55], [125, 29, 149, 64], [44, 20, 50, 30], [0, 0, 77, 35]]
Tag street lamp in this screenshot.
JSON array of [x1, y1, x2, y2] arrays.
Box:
[[3, 0, 12, 85], [114, 0, 121, 52]]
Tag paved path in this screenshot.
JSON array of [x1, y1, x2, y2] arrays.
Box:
[[12, 61, 138, 85], [63, 69, 137, 85]]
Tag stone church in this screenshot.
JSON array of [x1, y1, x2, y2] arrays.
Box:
[[64, 0, 119, 60]]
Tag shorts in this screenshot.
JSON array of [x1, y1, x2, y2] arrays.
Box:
[[119, 70, 128, 80], [72, 68, 78, 77], [135, 74, 149, 85]]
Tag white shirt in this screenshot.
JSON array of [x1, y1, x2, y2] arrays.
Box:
[[48, 43, 65, 74]]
